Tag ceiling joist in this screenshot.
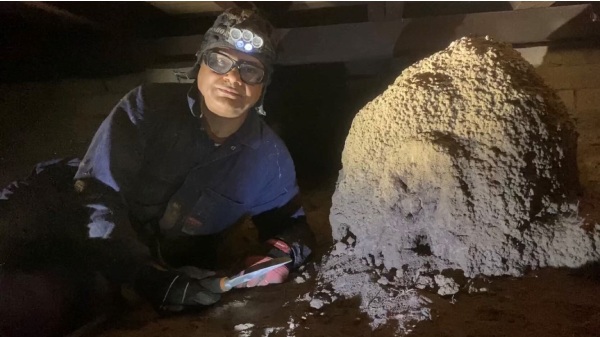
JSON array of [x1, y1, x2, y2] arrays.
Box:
[[21, 1, 106, 30], [368, 2, 404, 21], [149, 4, 599, 66], [281, 1, 369, 11], [147, 1, 227, 15], [510, 1, 555, 10], [147, 1, 368, 15]]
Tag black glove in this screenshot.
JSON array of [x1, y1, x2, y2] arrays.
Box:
[[134, 265, 221, 312]]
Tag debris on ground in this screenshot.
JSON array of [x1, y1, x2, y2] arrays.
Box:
[[312, 251, 432, 332]]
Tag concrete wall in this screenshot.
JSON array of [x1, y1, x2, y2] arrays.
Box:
[[517, 46, 600, 197]]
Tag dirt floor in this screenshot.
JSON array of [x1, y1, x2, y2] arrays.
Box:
[[1, 80, 600, 337], [71, 185, 600, 337], [89, 94, 600, 337]]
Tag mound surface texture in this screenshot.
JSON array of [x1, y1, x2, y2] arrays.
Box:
[[329, 36, 600, 282]]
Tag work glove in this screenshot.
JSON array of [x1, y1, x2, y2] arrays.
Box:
[[236, 239, 292, 288], [134, 265, 221, 312]]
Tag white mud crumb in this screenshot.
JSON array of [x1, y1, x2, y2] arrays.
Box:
[[294, 276, 306, 284], [331, 241, 348, 256], [314, 252, 432, 332], [296, 292, 312, 303], [286, 317, 299, 337], [234, 323, 254, 331], [377, 277, 390, 285], [309, 298, 324, 309], [234, 323, 254, 337], [415, 275, 434, 290], [434, 274, 460, 296], [262, 327, 283, 337]]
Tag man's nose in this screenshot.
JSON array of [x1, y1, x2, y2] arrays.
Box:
[[223, 66, 243, 86]]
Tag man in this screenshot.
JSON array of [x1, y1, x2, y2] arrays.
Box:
[[72, 8, 314, 312]]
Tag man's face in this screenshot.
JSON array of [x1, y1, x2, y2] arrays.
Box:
[[197, 48, 265, 119]]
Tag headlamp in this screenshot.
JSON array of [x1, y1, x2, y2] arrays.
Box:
[[228, 27, 264, 52]]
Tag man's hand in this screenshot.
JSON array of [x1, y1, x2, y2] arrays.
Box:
[[236, 239, 292, 288], [135, 265, 221, 312]]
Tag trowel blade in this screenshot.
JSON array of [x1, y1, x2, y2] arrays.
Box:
[[225, 257, 292, 289]]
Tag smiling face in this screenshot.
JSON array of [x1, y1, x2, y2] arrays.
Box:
[[197, 48, 265, 119]]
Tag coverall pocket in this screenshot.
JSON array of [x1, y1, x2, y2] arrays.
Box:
[[182, 188, 247, 235]]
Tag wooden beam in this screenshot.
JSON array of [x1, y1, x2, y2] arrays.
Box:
[[148, 4, 600, 65], [288, 2, 369, 11], [21, 1, 106, 31], [368, 2, 403, 22], [367, 2, 385, 22], [147, 1, 224, 15], [510, 2, 554, 10], [147, 1, 272, 14], [214, 2, 241, 10], [385, 2, 404, 20], [231, 2, 257, 10]]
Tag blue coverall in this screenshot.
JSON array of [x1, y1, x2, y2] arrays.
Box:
[[72, 82, 313, 280]]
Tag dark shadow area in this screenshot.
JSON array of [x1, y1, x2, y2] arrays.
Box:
[[263, 59, 407, 190], [0, 162, 115, 337], [393, 10, 465, 60], [569, 261, 600, 280], [264, 63, 350, 188]]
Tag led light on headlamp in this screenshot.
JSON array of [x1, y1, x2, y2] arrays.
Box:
[[229, 28, 242, 41], [241, 30, 254, 42], [251, 36, 263, 48], [228, 28, 264, 52]]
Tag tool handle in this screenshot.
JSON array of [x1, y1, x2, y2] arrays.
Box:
[[200, 277, 231, 293]]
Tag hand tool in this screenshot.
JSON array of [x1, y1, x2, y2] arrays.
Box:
[[200, 256, 292, 293]]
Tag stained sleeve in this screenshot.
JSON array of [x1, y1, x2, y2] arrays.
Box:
[[250, 143, 315, 270], [73, 85, 155, 283]]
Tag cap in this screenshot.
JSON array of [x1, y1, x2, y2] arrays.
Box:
[[187, 8, 276, 115]]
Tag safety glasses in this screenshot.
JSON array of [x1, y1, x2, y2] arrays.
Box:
[[204, 50, 266, 85]]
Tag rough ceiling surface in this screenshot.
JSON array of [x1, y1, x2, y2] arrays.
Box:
[[1, 1, 598, 81]]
